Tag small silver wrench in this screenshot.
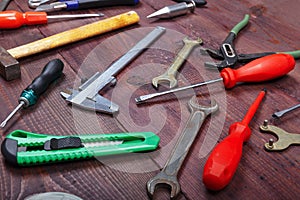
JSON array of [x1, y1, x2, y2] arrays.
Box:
[[147, 96, 218, 198], [152, 37, 202, 88]]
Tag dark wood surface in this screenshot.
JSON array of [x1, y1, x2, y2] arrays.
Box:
[[0, 0, 299, 199]]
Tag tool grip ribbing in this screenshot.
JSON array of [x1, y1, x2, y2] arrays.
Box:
[[26, 59, 64, 97]]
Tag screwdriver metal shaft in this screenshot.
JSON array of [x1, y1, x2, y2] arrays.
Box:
[[272, 103, 300, 118], [0, 59, 64, 128], [135, 78, 223, 103], [136, 54, 295, 104], [0, 102, 25, 128], [47, 13, 104, 20]]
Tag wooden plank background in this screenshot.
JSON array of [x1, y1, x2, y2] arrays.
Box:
[[0, 0, 299, 199]]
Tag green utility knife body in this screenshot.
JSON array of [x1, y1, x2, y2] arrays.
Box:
[[1, 130, 160, 166]]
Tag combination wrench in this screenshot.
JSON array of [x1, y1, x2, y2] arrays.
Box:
[[152, 37, 202, 88], [147, 96, 218, 198]]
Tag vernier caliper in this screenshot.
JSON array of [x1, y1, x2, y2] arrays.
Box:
[[61, 26, 166, 114]]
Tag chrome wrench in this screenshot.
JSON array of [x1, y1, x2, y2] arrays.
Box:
[[152, 37, 202, 88], [147, 96, 218, 198]]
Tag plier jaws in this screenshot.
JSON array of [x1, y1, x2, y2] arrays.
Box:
[[202, 14, 300, 69]]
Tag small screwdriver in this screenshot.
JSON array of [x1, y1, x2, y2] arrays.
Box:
[[0, 10, 104, 29], [202, 89, 266, 191], [135, 54, 295, 103], [0, 59, 64, 128]]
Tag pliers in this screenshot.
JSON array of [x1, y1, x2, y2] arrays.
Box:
[[201, 14, 300, 69]]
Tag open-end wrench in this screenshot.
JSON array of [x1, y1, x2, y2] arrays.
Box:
[[152, 37, 202, 88], [147, 96, 218, 198]]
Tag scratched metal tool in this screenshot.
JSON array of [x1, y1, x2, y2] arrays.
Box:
[[61, 26, 166, 114], [260, 120, 300, 151], [152, 37, 202, 88], [147, 96, 218, 199]]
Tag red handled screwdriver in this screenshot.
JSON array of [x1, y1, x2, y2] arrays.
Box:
[[0, 10, 104, 29], [135, 54, 295, 103], [202, 89, 266, 191]]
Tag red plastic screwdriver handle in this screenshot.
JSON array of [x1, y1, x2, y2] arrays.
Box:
[[202, 90, 266, 191], [0, 11, 47, 29], [220, 54, 295, 89]]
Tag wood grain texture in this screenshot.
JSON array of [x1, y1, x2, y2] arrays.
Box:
[[0, 0, 299, 199], [8, 11, 140, 59]]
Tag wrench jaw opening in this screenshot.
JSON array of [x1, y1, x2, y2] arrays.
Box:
[[188, 96, 219, 116], [147, 171, 181, 199], [152, 73, 178, 89]]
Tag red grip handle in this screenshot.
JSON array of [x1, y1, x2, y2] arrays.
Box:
[[220, 54, 295, 88], [0, 11, 47, 29], [203, 90, 266, 191], [202, 122, 251, 191]]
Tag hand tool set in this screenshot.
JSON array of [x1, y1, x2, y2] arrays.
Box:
[[0, 0, 299, 198], [260, 120, 300, 151], [60, 26, 165, 114], [200, 14, 300, 69], [0, 11, 139, 81], [136, 54, 295, 103]]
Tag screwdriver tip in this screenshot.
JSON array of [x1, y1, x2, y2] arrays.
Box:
[[135, 97, 143, 104], [0, 121, 6, 128]]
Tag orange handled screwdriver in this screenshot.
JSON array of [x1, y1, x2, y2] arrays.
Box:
[[135, 54, 295, 103], [202, 89, 266, 191], [0, 10, 104, 29]]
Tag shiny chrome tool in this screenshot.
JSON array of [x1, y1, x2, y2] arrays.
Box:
[[152, 37, 202, 88], [260, 120, 300, 151], [147, 96, 218, 198], [61, 26, 166, 114], [147, 0, 196, 19]]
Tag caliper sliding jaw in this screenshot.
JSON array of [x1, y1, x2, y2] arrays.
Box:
[[61, 26, 166, 114]]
